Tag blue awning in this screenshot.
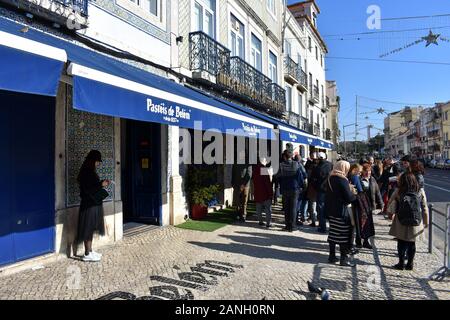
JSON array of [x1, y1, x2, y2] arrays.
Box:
[[0, 17, 274, 139], [0, 29, 66, 96], [194, 90, 334, 149]]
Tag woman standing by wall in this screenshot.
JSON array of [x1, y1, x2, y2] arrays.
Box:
[[325, 161, 357, 267], [388, 173, 428, 270], [77, 150, 110, 262]]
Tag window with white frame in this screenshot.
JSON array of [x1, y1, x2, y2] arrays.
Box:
[[230, 14, 245, 59], [122, 0, 158, 17], [267, 0, 276, 16], [193, 0, 215, 37], [285, 85, 292, 112], [269, 51, 278, 83], [297, 53, 302, 69], [251, 33, 262, 71]]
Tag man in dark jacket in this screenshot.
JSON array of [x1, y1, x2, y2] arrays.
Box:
[[232, 162, 252, 222], [276, 150, 305, 232], [253, 157, 273, 227], [310, 152, 333, 233]]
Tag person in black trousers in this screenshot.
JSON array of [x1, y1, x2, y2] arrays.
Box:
[[77, 150, 110, 262]]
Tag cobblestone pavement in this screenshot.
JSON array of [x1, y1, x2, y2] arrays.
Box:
[[0, 205, 448, 300]]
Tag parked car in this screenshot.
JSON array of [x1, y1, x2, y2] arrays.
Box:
[[436, 159, 446, 169], [444, 159, 450, 170], [429, 159, 437, 168]]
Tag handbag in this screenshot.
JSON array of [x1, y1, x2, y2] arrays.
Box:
[[328, 178, 353, 226], [91, 188, 109, 204]]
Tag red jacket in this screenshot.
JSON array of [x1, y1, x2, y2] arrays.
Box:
[[252, 163, 273, 203]]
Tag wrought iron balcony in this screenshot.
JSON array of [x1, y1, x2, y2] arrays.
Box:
[[55, 0, 88, 16], [284, 56, 299, 85], [287, 111, 298, 128], [1, 0, 89, 28], [189, 32, 285, 116], [189, 31, 231, 83], [304, 123, 314, 134], [314, 123, 321, 136], [296, 68, 308, 92], [266, 82, 286, 114], [309, 85, 320, 104]]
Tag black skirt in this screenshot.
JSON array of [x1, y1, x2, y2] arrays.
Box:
[[328, 216, 352, 244], [77, 205, 105, 242]]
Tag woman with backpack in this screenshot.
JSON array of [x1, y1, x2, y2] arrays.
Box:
[[388, 172, 429, 270]]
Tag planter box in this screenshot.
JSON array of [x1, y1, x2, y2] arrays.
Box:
[[191, 204, 208, 220]]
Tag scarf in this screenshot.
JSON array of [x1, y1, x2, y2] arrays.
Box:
[[330, 160, 350, 181]]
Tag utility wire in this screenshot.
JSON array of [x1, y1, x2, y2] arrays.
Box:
[[381, 13, 450, 21], [358, 96, 437, 106], [326, 56, 450, 66], [322, 25, 450, 38]]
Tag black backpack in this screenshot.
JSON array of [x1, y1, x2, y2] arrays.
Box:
[[398, 192, 422, 226]]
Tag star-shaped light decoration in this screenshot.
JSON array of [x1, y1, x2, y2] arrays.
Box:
[[422, 30, 440, 47]]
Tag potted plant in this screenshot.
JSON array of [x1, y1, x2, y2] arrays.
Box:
[[186, 165, 221, 220]]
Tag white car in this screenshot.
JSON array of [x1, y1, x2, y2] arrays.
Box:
[[429, 159, 437, 168], [436, 159, 446, 169], [444, 159, 450, 170]]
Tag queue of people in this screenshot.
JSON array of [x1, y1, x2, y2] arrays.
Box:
[[232, 151, 429, 270]]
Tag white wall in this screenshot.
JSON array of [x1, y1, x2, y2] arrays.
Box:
[[80, 4, 172, 67]]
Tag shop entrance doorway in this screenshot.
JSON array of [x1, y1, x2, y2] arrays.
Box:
[[122, 120, 161, 225]]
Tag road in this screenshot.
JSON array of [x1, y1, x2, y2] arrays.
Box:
[[424, 168, 450, 256]]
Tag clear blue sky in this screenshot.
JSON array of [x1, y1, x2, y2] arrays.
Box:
[[288, 0, 450, 141]]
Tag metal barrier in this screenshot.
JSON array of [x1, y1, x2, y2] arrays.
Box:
[[428, 204, 449, 281]]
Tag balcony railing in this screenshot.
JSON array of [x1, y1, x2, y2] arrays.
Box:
[[288, 111, 301, 128], [284, 56, 299, 84], [296, 68, 308, 91], [309, 85, 320, 104], [314, 123, 321, 136], [189, 31, 230, 80], [189, 31, 285, 116], [267, 83, 286, 114], [2, 0, 89, 27], [55, 0, 88, 16], [304, 123, 314, 134]]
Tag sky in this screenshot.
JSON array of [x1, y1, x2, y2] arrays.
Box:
[[287, 0, 450, 141]]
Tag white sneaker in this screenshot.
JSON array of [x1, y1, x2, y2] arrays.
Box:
[[91, 251, 102, 258], [82, 252, 101, 262]]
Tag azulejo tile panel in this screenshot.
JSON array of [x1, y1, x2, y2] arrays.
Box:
[[92, 0, 171, 44], [66, 85, 115, 207]]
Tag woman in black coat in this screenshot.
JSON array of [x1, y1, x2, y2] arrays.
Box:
[[325, 160, 357, 267], [359, 163, 384, 250], [77, 150, 110, 262]]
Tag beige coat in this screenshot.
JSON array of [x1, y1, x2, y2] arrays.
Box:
[[388, 189, 429, 242]]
